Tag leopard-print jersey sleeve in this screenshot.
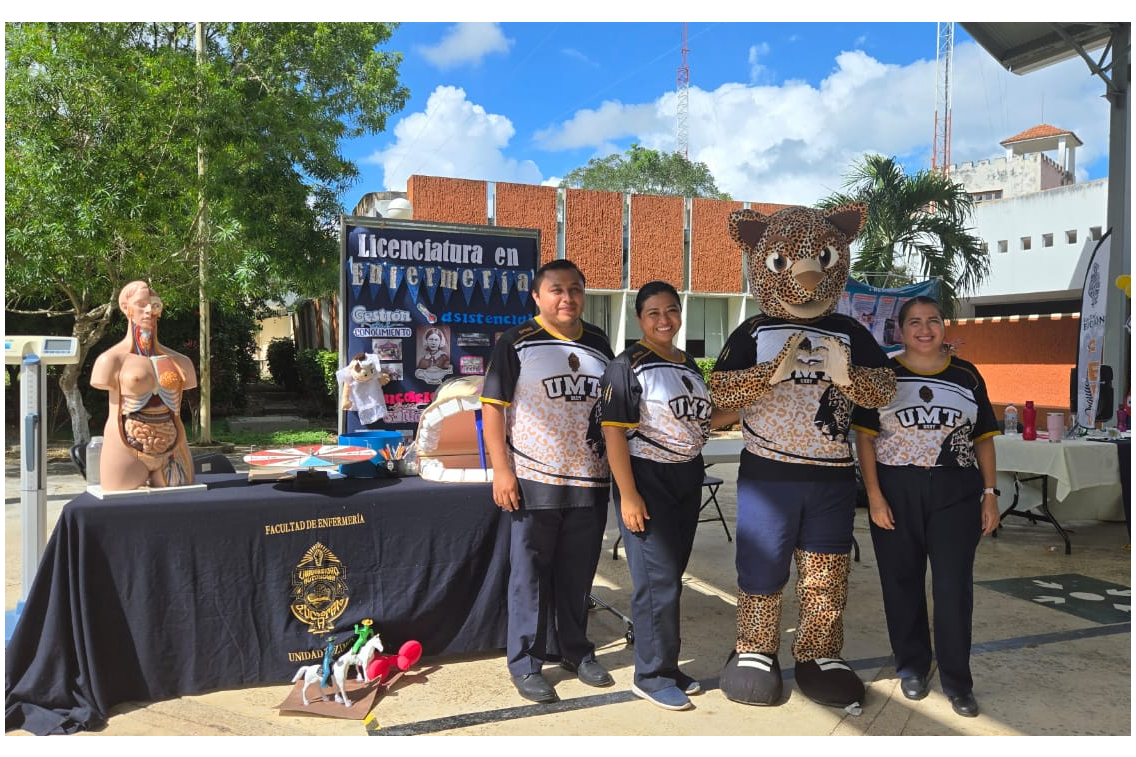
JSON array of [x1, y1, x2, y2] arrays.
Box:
[[708, 318, 797, 409], [840, 365, 896, 409]]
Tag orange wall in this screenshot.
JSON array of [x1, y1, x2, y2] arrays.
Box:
[[629, 194, 684, 290], [948, 315, 1079, 414], [563, 188, 624, 290], [407, 176, 487, 225], [405, 175, 796, 294], [690, 198, 746, 293], [495, 182, 559, 266]]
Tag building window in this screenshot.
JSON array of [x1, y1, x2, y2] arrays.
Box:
[[1090, 226, 1103, 241], [685, 297, 729, 358], [997, 240, 1008, 253], [1020, 236, 1032, 251], [1066, 229, 1077, 244], [1042, 233, 1053, 248], [980, 241, 989, 254], [622, 297, 640, 350], [584, 294, 611, 340]]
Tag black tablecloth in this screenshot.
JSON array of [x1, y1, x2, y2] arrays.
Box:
[[5, 474, 508, 735]]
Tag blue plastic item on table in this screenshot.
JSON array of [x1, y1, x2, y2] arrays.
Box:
[[339, 430, 404, 477]]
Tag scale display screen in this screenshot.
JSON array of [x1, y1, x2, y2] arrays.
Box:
[[4, 335, 80, 365], [43, 338, 75, 353]]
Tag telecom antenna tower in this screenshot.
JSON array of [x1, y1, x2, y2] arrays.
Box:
[[932, 22, 954, 174], [676, 23, 689, 158]]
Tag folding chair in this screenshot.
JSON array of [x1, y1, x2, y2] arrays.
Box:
[[612, 473, 733, 560], [697, 474, 732, 541], [192, 452, 236, 474], [69, 443, 88, 480]]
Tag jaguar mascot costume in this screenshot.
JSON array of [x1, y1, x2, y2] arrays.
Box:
[[710, 203, 895, 711]]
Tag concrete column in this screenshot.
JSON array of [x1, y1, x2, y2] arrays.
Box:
[[1104, 24, 1130, 402]]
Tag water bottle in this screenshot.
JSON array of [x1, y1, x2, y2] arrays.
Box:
[[1003, 404, 1018, 436], [86, 436, 103, 487], [1022, 400, 1037, 440]]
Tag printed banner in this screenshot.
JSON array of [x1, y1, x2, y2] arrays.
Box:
[[835, 278, 940, 353], [340, 219, 539, 432], [1076, 235, 1111, 428]]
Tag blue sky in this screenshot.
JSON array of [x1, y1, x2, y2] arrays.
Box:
[[13, 10, 1124, 210], [342, 18, 1119, 208]]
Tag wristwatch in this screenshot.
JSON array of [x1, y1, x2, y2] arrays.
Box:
[[982, 487, 1001, 497]]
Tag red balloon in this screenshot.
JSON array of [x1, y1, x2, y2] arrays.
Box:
[[397, 640, 423, 668], [366, 656, 394, 682]]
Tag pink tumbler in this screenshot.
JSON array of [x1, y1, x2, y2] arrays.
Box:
[[1047, 412, 1064, 442]]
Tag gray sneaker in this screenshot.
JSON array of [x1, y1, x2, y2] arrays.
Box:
[[632, 684, 693, 711]]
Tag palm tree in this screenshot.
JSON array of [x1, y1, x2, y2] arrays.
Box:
[[819, 154, 989, 318]]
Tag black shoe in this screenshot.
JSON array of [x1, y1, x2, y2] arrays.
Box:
[[949, 692, 979, 718], [900, 674, 931, 701], [561, 658, 614, 687], [511, 672, 558, 703]]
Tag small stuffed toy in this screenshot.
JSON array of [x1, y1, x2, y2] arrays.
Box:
[[710, 203, 896, 712], [336, 352, 391, 425]]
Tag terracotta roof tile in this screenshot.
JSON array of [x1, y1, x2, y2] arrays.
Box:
[[1000, 124, 1082, 146]]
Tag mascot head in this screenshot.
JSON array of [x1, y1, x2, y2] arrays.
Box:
[[348, 353, 379, 384], [728, 203, 866, 321]]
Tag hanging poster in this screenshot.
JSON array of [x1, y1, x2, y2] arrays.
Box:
[[1075, 233, 1111, 429], [339, 217, 539, 433], [836, 278, 940, 353]]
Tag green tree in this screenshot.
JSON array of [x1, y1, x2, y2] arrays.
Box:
[[5, 22, 408, 443], [560, 143, 731, 199], [818, 154, 989, 318]]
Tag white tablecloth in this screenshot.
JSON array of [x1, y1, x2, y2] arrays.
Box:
[[994, 435, 1125, 522], [703, 435, 1126, 522], [994, 436, 1121, 500]]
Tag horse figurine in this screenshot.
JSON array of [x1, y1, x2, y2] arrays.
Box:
[[290, 634, 386, 707], [291, 661, 350, 707], [337, 633, 385, 683]]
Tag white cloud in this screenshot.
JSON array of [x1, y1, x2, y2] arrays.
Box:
[[747, 42, 771, 83], [364, 85, 541, 190], [417, 22, 513, 70], [561, 48, 600, 67], [529, 40, 1109, 206], [533, 100, 658, 151], [364, 40, 1109, 208]]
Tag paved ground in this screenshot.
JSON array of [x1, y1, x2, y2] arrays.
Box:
[[4, 447, 1132, 741]]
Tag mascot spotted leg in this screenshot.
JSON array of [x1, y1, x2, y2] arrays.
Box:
[[720, 591, 784, 705], [792, 549, 863, 711]]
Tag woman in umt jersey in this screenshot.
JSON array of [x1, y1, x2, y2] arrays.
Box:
[[852, 296, 1000, 719], [594, 280, 737, 711]]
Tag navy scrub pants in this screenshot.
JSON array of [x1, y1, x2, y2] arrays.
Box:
[[506, 502, 607, 677], [615, 456, 704, 692], [869, 463, 983, 697]]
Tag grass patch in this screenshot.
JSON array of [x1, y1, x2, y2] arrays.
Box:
[[210, 425, 337, 449]]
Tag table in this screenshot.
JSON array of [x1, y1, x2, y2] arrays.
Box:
[[702, 438, 744, 467], [992, 435, 1125, 554], [4, 474, 507, 736]]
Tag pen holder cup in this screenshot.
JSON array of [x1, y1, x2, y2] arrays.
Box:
[[339, 431, 404, 477]]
